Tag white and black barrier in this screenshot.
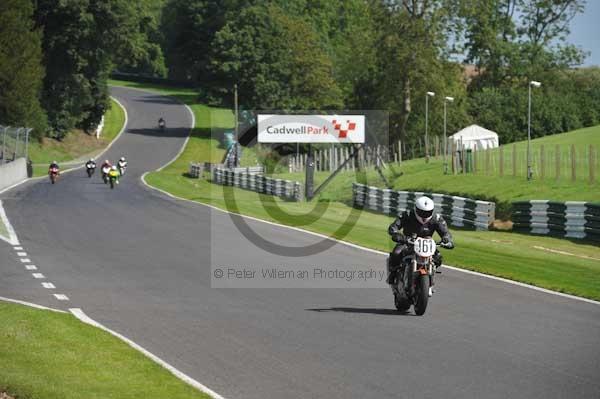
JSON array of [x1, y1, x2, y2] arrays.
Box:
[[189, 163, 263, 178], [512, 201, 600, 243], [212, 167, 302, 202], [352, 183, 495, 230]]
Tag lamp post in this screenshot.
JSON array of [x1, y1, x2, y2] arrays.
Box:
[[527, 80, 541, 180], [425, 91, 435, 163], [443, 96, 454, 174]]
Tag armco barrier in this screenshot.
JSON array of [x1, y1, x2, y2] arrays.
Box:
[[0, 158, 27, 192], [512, 200, 600, 242], [212, 167, 302, 201], [353, 183, 495, 230]]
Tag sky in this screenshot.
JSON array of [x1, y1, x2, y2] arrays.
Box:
[[568, 1, 600, 66]]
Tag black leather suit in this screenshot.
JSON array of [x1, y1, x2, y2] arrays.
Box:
[[387, 210, 453, 283]]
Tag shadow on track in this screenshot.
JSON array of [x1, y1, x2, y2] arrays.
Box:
[[306, 307, 413, 316], [125, 127, 190, 139]]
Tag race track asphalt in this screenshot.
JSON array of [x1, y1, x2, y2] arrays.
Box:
[[1, 86, 599, 399]]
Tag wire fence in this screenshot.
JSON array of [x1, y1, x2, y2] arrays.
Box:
[[0, 125, 32, 164], [452, 143, 598, 183]]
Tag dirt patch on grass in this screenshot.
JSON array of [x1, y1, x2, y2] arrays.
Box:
[[492, 220, 513, 230], [0, 391, 16, 399], [41, 130, 106, 154]]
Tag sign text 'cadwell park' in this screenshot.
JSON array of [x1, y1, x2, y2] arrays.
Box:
[[257, 114, 365, 143]]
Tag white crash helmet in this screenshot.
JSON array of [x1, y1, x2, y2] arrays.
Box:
[[415, 196, 435, 224], [111, 165, 117, 170], [120, 157, 125, 161]]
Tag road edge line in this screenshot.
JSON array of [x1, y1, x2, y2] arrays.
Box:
[[0, 296, 67, 313], [0, 200, 19, 245], [125, 83, 600, 307], [69, 308, 227, 399], [140, 175, 600, 306]]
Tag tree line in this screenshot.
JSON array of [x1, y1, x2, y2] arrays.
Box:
[[1, 0, 598, 146]]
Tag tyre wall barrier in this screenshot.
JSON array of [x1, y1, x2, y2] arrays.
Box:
[[189, 163, 263, 178], [0, 158, 27, 192], [352, 183, 495, 230], [512, 200, 600, 243], [212, 167, 302, 201]]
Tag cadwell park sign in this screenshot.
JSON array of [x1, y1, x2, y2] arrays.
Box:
[[258, 114, 365, 143]]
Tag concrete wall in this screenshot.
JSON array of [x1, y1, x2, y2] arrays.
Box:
[[0, 158, 27, 192]]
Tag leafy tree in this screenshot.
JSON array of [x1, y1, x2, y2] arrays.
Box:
[[35, 0, 158, 138], [210, 3, 342, 110], [114, 0, 167, 77], [0, 0, 47, 137]]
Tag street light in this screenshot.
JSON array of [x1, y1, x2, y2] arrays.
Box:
[[443, 96, 454, 174], [425, 91, 435, 163], [527, 80, 541, 180]]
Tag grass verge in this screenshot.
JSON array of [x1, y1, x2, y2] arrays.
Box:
[[0, 302, 210, 399], [29, 98, 125, 177], [111, 80, 600, 301]]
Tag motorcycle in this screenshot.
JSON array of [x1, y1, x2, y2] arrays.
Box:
[[101, 165, 111, 184], [391, 235, 448, 316], [86, 164, 96, 178], [118, 164, 127, 176], [49, 167, 59, 184], [158, 119, 166, 130], [109, 173, 118, 189]]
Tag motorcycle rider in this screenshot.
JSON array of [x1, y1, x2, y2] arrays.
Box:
[[85, 158, 96, 172], [158, 117, 165, 128], [48, 160, 59, 174], [387, 196, 454, 288], [117, 157, 127, 175], [100, 159, 112, 183], [108, 165, 120, 184]]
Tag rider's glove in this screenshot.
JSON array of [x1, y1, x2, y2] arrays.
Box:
[[441, 239, 454, 249], [392, 233, 406, 243]]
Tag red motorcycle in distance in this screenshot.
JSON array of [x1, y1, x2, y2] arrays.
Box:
[[48, 167, 60, 184]]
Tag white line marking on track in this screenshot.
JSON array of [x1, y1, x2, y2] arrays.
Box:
[[32, 273, 45, 279], [20, 258, 31, 263], [69, 308, 227, 399], [42, 282, 56, 289], [141, 173, 600, 306], [25, 265, 37, 270], [54, 294, 69, 301], [16, 252, 27, 257], [13, 246, 23, 250], [0, 200, 19, 245], [0, 296, 67, 313]]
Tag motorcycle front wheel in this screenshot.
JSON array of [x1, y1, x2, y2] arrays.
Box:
[[413, 275, 430, 316], [394, 292, 410, 312]]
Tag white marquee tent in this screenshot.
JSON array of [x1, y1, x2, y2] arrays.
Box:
[[449, 124, 499, 150]]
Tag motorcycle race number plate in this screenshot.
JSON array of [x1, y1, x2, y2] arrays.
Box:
[[414, 237, 436, 257]]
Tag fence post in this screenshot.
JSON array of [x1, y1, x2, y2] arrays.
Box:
[[590, 145, 596, 184], [512, 144, 517, 177], [499, 146, 504, 176], [571, 144, 576, 182], [555, 144, 560, 180], [540, 144, 545, 179], [1, 126, 6, 163], [461, 144, 466, 173]]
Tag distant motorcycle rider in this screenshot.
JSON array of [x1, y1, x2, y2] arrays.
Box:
[[117, 157, 127, 175], [85, 158, 96, 177], [158, 117, 166, 128], [387, 196, 454, 286]]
